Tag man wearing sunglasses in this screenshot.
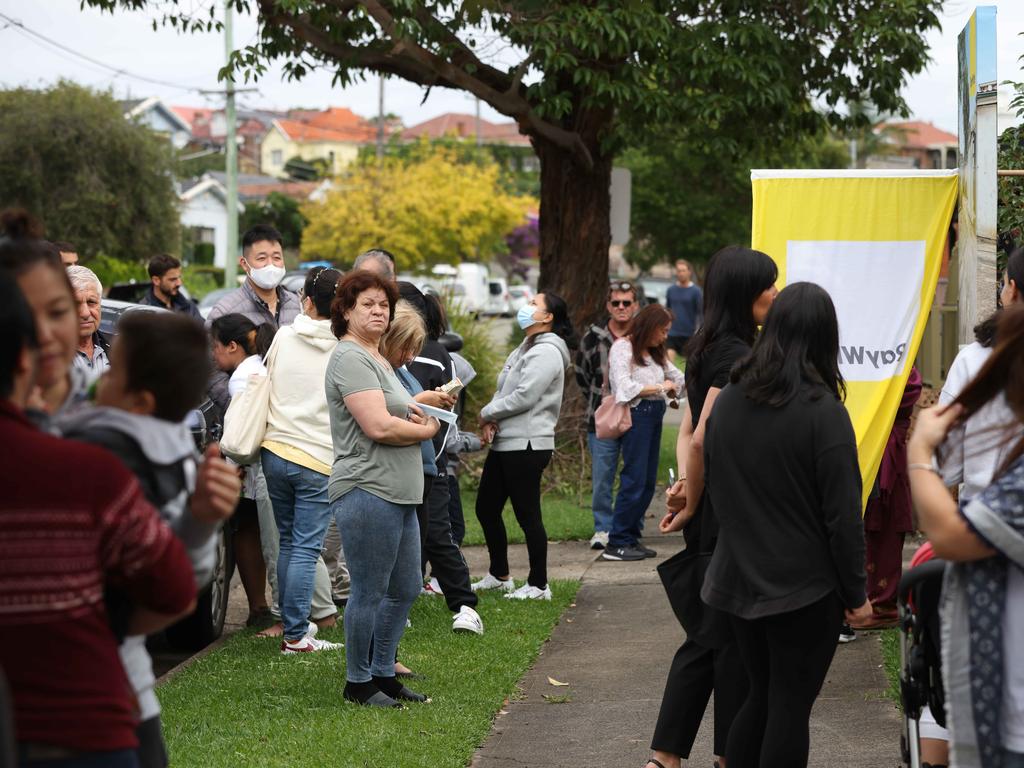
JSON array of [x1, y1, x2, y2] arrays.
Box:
[[574, 281, 639, 550]]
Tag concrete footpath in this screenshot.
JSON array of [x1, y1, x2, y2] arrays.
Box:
[[465, 533, 903, 768]]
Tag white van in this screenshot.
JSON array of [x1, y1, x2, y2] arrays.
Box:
[[432, 263, 490, 315], [486, 278, 511, 316]]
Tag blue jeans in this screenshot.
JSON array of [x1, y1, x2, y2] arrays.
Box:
[[588, 431, 622, 533], [608, 399, 665, 548], [332, 488, 421, 683], [261, 449, 333, 641], [1007, 751, 1024, 768]]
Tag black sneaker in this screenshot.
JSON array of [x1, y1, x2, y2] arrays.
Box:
[[601, 545, 647, 561], [636, 543, 657, 558], [838, 623, 856, 644]]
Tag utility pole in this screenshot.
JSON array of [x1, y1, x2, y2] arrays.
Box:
[[376, 76, 385, 160], [223, 0, 238, 288], [475, 97, 482, 147]]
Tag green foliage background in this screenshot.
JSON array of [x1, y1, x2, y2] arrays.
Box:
[[0, 81, 180, 261]]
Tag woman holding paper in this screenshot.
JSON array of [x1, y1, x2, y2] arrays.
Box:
[[326, 271, 439, 708], [472, 293, 574, 601]]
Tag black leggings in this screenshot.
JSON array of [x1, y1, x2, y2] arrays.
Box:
[[475, 447, 552, 588], [725, 592, 843, 768]]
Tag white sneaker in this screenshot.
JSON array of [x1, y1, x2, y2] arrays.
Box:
[[305, 621, 319, 639], [424, 577, 444, 596], [471, 573, 516, 592], [505, 583, 552, 601], [281, 636, 343, 654], [452, 606, 484, 635], [590, 531, 609, 550]]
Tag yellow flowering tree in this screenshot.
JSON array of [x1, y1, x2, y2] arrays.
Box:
[[302, 145, 535, 270]]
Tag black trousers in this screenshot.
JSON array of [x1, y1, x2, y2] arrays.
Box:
[[135, 715, 168, 768], [650, 636, 747, 758], [725, 592, 843, 768], [447, 474, 466, 547], [475, 447, 552, 588], [416, 474, 477, 612]]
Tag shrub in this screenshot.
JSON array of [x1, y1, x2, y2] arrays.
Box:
[[85, 252, 147, 291]]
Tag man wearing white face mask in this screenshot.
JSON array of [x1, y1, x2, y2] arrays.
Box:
[[207, 224, 300, 331], [206, 224, 302, 634]]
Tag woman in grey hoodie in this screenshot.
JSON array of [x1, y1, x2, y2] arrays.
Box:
[[472, 292, 574, 600]]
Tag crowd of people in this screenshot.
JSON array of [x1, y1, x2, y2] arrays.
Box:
[[2, 203, 1023, 768]]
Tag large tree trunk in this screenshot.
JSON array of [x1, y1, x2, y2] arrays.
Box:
[[534, 134, 613, 331]]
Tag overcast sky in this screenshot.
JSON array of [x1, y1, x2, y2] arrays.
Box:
[[1, 0, 1023, 132]]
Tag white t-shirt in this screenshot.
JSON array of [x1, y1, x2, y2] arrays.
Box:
[[228, 354, 267, 398], [228, 354, 267, 498], [938, 342, 1019, 501]]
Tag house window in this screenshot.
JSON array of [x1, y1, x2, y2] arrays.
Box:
[[272, 149, 283, 166]]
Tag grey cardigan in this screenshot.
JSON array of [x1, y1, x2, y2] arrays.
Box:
[[481, 333, 570, 451]]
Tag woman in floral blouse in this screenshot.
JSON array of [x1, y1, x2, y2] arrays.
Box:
[[602, 303, 685, 562]]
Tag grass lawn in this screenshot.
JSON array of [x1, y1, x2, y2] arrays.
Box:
[[458, 423, 681, 546], [880, 628, 902, 708], [460, 489, 593, 546], [159, 581, 579, 768]]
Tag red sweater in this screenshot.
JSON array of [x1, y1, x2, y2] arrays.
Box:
[[0, 401, 196, 752]]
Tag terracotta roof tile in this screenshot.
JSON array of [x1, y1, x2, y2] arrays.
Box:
[[882, 121, 958, 148]]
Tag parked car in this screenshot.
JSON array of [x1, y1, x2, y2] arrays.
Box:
[[507, 285, 533, 313], [198, 288, 234, 319], [100, 297, 233, 652], [639, 278, 674, 306], [107, 281, 195, 307], [432, 263, 491, 315]]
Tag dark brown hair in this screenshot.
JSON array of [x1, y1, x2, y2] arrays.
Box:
[[954, 303, 1024, 475], [117, 312, 212, 422], [148, 253, 181, 278], [0, 209, 72, 295], [331, 270, 399, 339], [628, 303, 672, 367]]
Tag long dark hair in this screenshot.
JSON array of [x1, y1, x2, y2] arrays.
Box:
[[732, 282, 845, 407], [954, 303, 1024, 476], [685, 245, 778, 382], [303, 266, 342, 318], [210, 313, 276, 359], [628, 304, 672, 368], [527, 291, 575, 349]]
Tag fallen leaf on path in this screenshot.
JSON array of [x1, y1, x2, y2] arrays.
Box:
[[547, 677, 570, 687]]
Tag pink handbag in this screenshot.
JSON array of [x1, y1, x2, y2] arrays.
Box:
[[594, 393, 632, 439]]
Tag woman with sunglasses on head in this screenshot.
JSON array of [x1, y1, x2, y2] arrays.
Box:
[[644, 245, 778, 768], [260, 266, 346, 654]]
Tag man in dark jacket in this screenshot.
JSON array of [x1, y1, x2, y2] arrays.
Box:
[[139, 254, 202, 321]]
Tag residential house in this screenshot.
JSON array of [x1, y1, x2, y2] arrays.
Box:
[[172, 106, 283, 174], [874, 121, 958, 170], [178, 176, 245, 268], [121, 96, 192, 149], [203, 171, 322, 204], [261, 107, 377, 178], [401, 112, 537, 171]]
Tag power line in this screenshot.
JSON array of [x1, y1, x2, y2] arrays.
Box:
[[0, 10, 216, 94]]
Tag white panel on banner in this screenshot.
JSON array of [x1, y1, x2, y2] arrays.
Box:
[[787, 240, 925, 382]]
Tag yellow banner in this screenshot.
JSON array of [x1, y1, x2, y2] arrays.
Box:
[[751, 170, 958, 507]]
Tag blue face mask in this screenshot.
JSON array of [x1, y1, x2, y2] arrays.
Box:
[[517, 304, 539, 330]]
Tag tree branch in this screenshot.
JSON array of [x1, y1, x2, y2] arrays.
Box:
[[256, 0, 593, 168]]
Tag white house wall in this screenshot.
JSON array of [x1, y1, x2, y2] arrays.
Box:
[[180, 189, 230, 268]]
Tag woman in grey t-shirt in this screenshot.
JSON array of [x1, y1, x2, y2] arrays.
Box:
[[325, 271, 439, 708]]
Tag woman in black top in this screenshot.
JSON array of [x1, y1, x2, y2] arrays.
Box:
[[646, 246, 778, 768], [702, 282, 872, 768]]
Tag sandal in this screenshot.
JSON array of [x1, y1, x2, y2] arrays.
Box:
[[645, 760, 668, 768]]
